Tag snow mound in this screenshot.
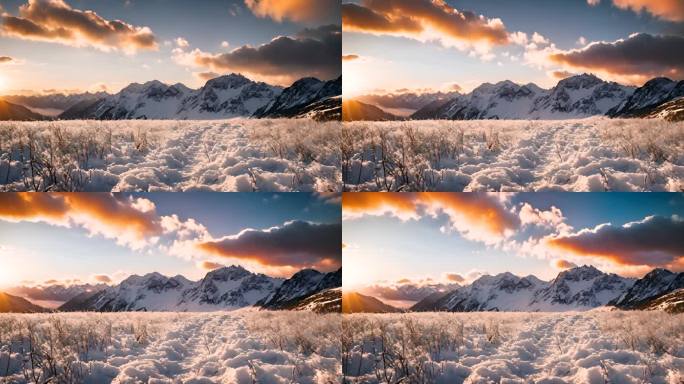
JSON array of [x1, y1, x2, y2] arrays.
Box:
[[0, 119, 341, 192], [342, 117, 683, 191], [343, 311, 684, 383], [0, 309, 340, 383]]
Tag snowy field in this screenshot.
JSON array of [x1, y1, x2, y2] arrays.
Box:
[[342, 311, 684, 384], [0, 309, 341, 384], [342, 118, 684, 191], [0, 119, 341, 192]]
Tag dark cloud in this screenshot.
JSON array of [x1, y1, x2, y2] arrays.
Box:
[[550, 33, 684, 85], [342, 0, 509, 46], [198, 220, 341, 270], [0, 0, 158, 52], [548, 215, 684, 268], [185, 24, 341, 86]]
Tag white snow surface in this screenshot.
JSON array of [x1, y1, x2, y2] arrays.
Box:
[[0, 309, 340, 384], [342, 117, 683, 191], [0, 119, 341, 192], [343, 311, 684, 384]]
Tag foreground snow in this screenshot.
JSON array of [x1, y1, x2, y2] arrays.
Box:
[[342, 117, 683, 191], [342, 311, 684, 383], [0, 119, 340, 192], [0, 309, 340, 383]]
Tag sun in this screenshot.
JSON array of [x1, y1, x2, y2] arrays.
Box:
[[342, 62, 367, 98]]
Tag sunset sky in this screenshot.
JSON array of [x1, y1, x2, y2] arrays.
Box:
[[0, 193, 341, 288], [342, 0, 684, 96], [343, 193, 684, 307], [0, 0, 340, 95]]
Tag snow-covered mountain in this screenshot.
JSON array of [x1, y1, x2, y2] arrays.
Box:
[[412, 265, 635, 312], [254, 76, 341, 120], [6, 282, 107, 303], [258, 268, 341, 310], [608, 77, 684, 119], [412, 74, 634, 120], [4, 91, 108, 113], [178, 265, 282, 310], [57, 266, 341, 313], [57, 74, 341, 121], [610, 268, 684, 309], [530, 265, 634, 310]]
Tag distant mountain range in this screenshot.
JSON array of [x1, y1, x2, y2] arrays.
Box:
[[0, 266, 341, 313], [346, 74, 684, 122], [1, 74, 341, 122], [348, 266, 684, 314], [342, 291, 401, 313], [0, 292, 48, 313]]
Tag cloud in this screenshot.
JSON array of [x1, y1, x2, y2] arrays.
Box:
[[92, 274, 112, 283], [551, 70, 576, 79], [175, 37, 189, 48], [0, 0, 158, 53], [221, 41, 230, 48], [547, 215, 684, 270], [175, 24, 341, 86], [197, 220, 341, 271], [342, 54, 359, 61], [0, 56, 12, 63], [445, 273, 465, 283], [587, 0, 601, 6], [0, 193, 162, 250], [198, 260, 224, 270], [553, 259, 578, 270], [194, 71, 220, 82], [549, 33, 684, 85], [342, 0, 509, 50], [244, 0, 339, 24], [343, 192, 520, 245], [612, 0, 684, 22]]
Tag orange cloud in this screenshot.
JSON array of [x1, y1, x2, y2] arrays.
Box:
[[343, 192, 519, 244], [552, 259, 578, 270], [194, 71, 220, 82], [612, 0, 684, 22], [445, 273, 465, 283], [0, 56, 12, 63], [551, 70, 576, 80], [92, 274, 112, 283], [0, 0, 158, 53], [197, 220, 341, 270], [198, 260, 224, 270], [549, 33, 684, 86], [342, 0, 509, 47], [342, 54, 360, 61], [0, 193, 162, 250], [244, 0, 339, 24], [546, 216, 684, 270]]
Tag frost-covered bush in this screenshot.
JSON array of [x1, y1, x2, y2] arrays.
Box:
[[342, 117, 684, 192], [0, 119, 341, 192], [0, 310, 341, 384], [342, 311, 684, 384]]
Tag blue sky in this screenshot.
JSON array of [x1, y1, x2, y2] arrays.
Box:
[[0, 0, 340, 93], [343, 193, 684, 290], [0, 193, 341, 288], [342, 0, 684, 95]]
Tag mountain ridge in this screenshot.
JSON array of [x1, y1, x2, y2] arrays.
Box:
[[57, 265, 341, 313], [56, 74, 341, 122], [408, 266, 682, 313]]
